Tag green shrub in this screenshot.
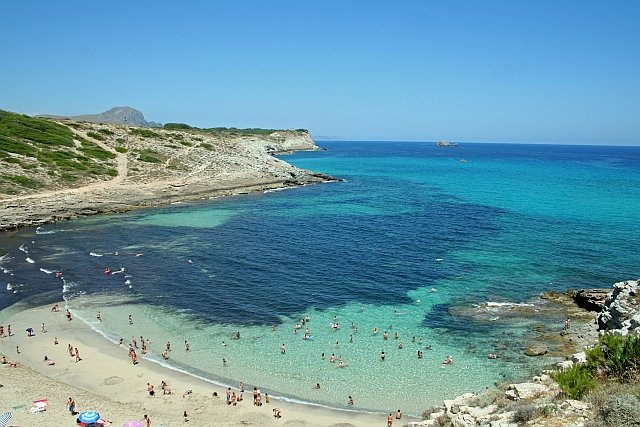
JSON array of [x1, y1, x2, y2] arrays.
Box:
[[591, 394, 640, 427], [115, 145, 128, 153], [587, 334, 640, 382], [130, 128, 161, 139], [539, 404, 558, 417], [0, 139, 37, 157], [164, 123, 192, 130], [178, 140, 192, 147], [98, 128, 115, 135], [199, 143, 213, 150], [553, 364, 596, 399], [115, 137, 125, 143], [0, 110, 74, 147], [86, 131, 105, 141], [1, 174, 40, 188], [59, 172, 77, 182], [512, 404, 539, 423], [79, 142, 116, 160], [137, 149, 162, 163]]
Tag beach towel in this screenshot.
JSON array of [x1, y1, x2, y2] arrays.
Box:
[[0, 412, 13, 427], [30, 398, 48, 414]]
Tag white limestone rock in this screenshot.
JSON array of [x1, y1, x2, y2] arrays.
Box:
[[571, 352, 587, 363], [507, 382, 550, 400]]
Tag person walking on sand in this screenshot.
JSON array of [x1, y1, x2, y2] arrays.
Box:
[[68, 397, 77, 415], [144, 414, 151, 427], [75, 347, 82, 362], [387, 413, 393, 426], [41, 322, 46, 333], [8, 325, 12, 336], [396, 409, 402, 419], [66, 310, 72, 321]]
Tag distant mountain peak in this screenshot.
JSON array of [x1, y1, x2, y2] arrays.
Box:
[[39, 106, 161, 127]]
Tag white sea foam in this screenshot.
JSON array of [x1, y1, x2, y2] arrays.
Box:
[[89, 252, 103, 257], [36, 227, 56, 235], [486, 302, 535, 308], [264, 187, 292, 194], [19, 244, 28, 253], [25, 257, 35, 264]]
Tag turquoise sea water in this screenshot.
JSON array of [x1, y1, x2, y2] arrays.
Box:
[[1, 141, 639, 415]]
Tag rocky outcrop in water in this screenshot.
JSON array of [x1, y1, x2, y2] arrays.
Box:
[[410, 279, 640, 427], [572, 288, 610, 312]]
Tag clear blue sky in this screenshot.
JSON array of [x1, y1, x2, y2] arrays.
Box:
[[1, 1, 639, 144]]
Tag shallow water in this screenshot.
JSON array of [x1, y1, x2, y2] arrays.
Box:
[[1, 141, 639, 415]]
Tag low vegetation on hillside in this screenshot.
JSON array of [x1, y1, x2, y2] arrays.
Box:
[[164, 122, 308, 137], [0, 110, 116, 194]]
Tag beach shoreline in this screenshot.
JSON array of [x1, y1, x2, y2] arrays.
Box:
[[0, 301, 414, 426]]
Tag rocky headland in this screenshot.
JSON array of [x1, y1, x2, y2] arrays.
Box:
[[0, 111, 333, 231], [411, 280, 640, 427]]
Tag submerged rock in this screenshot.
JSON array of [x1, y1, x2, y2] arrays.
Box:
[[524, 345, 548, 356]]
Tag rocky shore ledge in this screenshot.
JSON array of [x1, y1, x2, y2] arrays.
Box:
[[0, 120, 333, 231], [410, 280, 640, 427]]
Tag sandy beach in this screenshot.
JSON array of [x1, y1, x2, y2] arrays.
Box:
[[0, 303, 399, 427]]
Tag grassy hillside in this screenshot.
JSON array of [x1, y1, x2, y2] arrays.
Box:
[[0, 110, 117, 194], [0, 109, 315, 198]]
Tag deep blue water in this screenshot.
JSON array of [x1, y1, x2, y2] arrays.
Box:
[[2, 142, 639, 319]]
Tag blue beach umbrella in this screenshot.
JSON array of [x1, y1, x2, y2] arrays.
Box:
[[78, 411, 101, 424], [0, 412, 13, 427]]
